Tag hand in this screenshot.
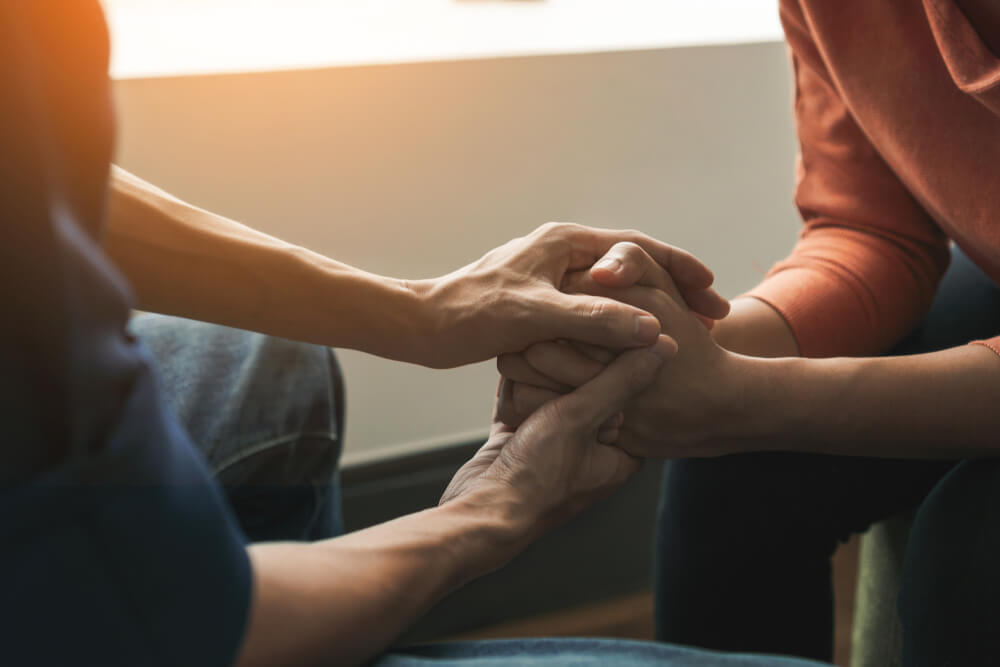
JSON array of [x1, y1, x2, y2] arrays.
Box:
[[440, 338, 674, 544], [497, 242, 745, 458], [411, 222, 728, 368]]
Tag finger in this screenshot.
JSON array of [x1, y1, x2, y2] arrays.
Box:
[[598, 414, 619, 432], [588, 242, 685, 303], [543, 290, 664, 347], [512, 383, 561, 422], [682, 286, 731, 321], [561, 275, 684, 334], [590, 443, 642, 487], [570, 341, 618, 364], [614, 428, 654, 459], [589, 242, 730, 322], [494, 378, 527, 429], [497, 353, 571, 392], [553, 335, 674, 432], [546, 223, 715, 287], [597, 426, 620, 444], [523, 340, 607, 389]]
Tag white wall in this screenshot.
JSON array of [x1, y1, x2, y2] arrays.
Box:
[[112, 42, 800, 464]]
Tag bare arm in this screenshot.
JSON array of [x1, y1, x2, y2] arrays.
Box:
[[107, 167, 429, 362], [710, 296, 799, 358], [500, 243, 1000, 458], [105, 167, 727, 368], [237, 497, 521, 667], [234, 342, 669, 666], [734, 344, 1000, 458]]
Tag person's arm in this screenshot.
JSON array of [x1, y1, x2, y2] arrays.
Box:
[[238, 498, 519, 667], [737, 1, 951, 359], [709, 297, 799, 358], [106, 167, 727, 368], [235, 341, 670, 667], [500, 244, 1000, 458], [730, 343, 1000, 458]]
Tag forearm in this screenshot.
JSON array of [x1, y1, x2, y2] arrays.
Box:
[[237, 494, 525, 667], [711, 297, 799, 358], [106, 167, 430, 361], [735, 344, 1000, 457]]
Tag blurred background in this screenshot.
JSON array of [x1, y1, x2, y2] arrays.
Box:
[[103, 1, 857, 660], [103, 0, 798, 465]]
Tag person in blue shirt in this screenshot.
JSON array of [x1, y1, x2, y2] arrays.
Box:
[[0, 3, 828, 666]]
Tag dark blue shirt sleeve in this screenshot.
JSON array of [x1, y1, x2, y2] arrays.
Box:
[[0, 5, 252, 666]]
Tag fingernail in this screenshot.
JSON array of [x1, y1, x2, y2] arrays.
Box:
[[595, 257, 622, 273], [633, 314, 660, 342]]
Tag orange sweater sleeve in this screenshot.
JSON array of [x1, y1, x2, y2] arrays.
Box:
[[746, 1, 951, 358]]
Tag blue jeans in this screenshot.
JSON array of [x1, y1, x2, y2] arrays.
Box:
[[655, 247, 1000, 666], [132, 313, 345, 542], [136, 315, 824, 666]]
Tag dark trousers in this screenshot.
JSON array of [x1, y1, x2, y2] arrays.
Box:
[[653, 247, 1000, 666]]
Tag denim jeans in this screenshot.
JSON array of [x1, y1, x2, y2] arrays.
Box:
[[135, 315, 826, 666], [375, 639, 827, 666], [131, 313, 345, 542], [654, 247, 1000, 666]]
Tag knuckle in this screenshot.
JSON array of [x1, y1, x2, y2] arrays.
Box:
[[585, 300, 626, 335], [615, 241, 647, 264], [587, 299, 613, 323], [536, 221, 564, 238], [615, 240, 643, 254]]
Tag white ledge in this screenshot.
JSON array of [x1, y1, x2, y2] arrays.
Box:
[[103, 0, 783, 79]]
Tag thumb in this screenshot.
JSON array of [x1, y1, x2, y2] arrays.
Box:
[[551, 336, 675, 433], [589, 242, 685, 302]]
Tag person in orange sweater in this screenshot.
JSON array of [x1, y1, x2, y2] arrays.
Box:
[[499, 1, 1000, 665]]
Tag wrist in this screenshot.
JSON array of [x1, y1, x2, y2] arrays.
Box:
[[396, 276, 440, 365], [304, 253, 435, 364], [435, 488, 535, 585], [703, 350, 765, 445], [404, 273, 482, 369], [729, 353, 824, 445]]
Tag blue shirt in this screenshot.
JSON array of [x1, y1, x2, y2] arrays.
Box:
[[0, 5, 251, 665]]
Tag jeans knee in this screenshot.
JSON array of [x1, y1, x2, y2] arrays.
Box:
[[237, 336, 345, 467]]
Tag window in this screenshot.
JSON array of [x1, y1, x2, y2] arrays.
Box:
[[102, 0, 782, 79]]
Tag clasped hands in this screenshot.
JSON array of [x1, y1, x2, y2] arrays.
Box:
[[438, 223, 744, 543], [497, 239, 742, 459]]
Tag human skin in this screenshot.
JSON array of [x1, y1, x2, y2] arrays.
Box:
[[498, 242, 1000, 458], [236, 340, 674, 667], [106, 167, 728, 369], [104, 168, 709, 665]]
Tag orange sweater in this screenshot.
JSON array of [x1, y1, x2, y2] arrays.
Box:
[[747, 0, 1000, 357]]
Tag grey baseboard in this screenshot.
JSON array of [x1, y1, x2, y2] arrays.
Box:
[[340, 441, 664, 643]]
